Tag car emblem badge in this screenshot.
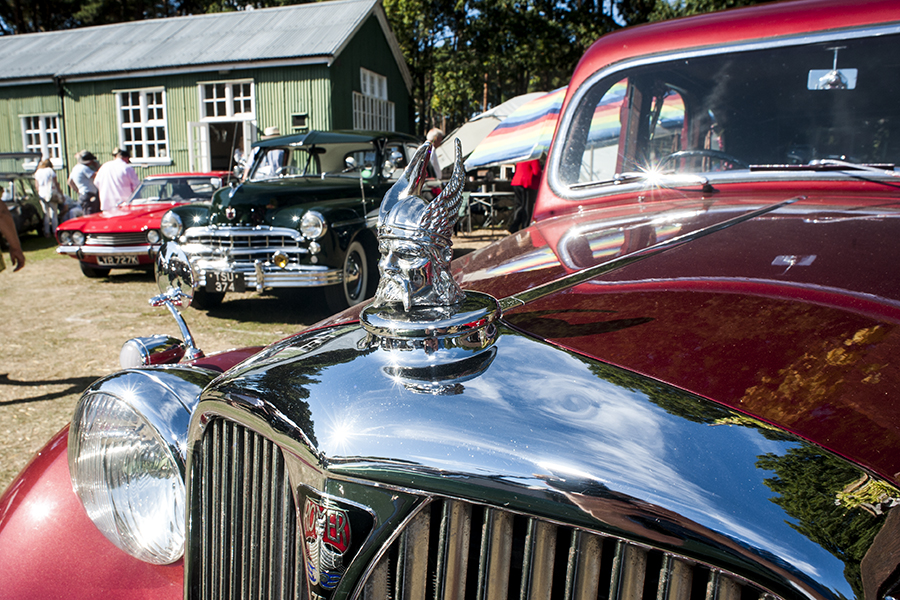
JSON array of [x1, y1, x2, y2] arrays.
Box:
[[225, 206, 236, 220], [303, 497, 352, 594]]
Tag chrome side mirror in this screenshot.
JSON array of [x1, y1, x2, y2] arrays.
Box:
[[120, 242, 204, 368]]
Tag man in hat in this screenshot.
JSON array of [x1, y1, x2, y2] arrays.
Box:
[[252, 126, 286, 179], [94, 146, 140, 211], [67, 150, 101, 215]]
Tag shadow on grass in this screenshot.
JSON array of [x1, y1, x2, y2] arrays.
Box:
[[0, 374, 99, 406], [195, 288, 334, 325]]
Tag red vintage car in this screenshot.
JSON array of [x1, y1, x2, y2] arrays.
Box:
[[56, 172, 230, 277], [4, 2, 900, 600]]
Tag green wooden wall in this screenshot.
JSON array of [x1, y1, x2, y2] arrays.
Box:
[[0, 15, 412, 185]]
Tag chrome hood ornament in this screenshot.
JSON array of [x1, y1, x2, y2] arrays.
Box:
[[372, 139, 466, 312], [360, 139, 501, 393]]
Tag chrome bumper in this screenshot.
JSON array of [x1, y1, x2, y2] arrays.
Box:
[[57, 244, 157, 257], [194, 259, 342, 292], [182, 226, 338, 292]]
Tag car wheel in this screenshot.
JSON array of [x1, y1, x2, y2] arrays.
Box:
[[80, 261, 110, 278], [191, 289, 225, 310], [324, 240, 370, 312]]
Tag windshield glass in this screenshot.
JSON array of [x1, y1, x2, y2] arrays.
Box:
[[248, 142, 387, 182], [130, 177, 221, 204], [557, 30, 900, 189]]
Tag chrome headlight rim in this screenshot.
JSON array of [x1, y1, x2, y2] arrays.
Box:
[[67, 368, 210, 565], [160, 211, 183, 240], [58, 230, 73, 245], [300, 210, 327, 239], [71, 230, 85, 245], [146, 229, 161, 244]]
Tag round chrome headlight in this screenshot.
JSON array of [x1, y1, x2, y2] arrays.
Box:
[[67, 369, 209, 564], [146, 229, 161, 244], [71, 230, 85, 246], [160, 211, 183, 240], [300, 210, 327, 239], [58, 230, 72, 245]]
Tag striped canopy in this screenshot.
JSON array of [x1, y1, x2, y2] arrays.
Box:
[[464, 87, 567, 170]]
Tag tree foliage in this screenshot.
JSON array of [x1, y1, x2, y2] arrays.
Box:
[[0, 0, 773, 132]]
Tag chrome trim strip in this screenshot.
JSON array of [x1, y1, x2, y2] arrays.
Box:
[[499, 197, 799, 311], [548, 22, 900, 201]]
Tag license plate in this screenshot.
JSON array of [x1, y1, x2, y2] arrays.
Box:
[[206, 271, 245, 293], [97, 255, 139, 266]]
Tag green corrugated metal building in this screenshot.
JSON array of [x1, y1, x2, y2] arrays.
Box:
[[0, 0, 413, 181]]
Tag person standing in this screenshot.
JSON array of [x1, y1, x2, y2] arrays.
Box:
[[67, 150, 100, 214], [508, 159, 542, 233], [426, 128, 444, 181], [34, 158, 64, 237], [0, 186, 25, 271], [94, 147, 140, 211]]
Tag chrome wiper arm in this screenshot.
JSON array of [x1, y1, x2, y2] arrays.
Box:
[[809, 159, 898, 177], [750, 160, 898, 176], [572, 171, 711, 190]]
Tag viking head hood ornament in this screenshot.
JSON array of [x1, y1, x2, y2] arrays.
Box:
[[372, 139, 466, 312]]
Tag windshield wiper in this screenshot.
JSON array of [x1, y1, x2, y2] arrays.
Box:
[[749, 159, 898, 176], [572, 171, 712, 192]]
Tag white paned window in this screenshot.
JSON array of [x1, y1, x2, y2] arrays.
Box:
[[21, 114, 62, 167], [354, 69, 394, 131], [117, 88, 170, 164], [200, 80, 255, 120]]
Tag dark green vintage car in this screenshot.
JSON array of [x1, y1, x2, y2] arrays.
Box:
[[160, 130, 423, 311]]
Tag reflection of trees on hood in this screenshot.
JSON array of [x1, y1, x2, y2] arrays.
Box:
[[583, 352, 798, 442], [757, 446, 898, 598]]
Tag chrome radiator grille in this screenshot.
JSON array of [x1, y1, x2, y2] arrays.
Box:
[[362, 500, 778, 600], [86, 232, 148, 246], [188, 232, 301, 250], [194, 419, 304, 600], [192, 419, 779, 600]]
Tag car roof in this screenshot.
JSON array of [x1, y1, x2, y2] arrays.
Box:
[[253, 130, 419, 149], [569, 0, 900, 95]]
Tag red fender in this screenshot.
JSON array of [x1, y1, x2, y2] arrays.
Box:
[[0, 427, 183, 599]]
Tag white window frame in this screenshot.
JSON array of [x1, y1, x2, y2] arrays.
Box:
[[354, 68, 394, 131], [115, 87, 171, 165], [20, 114, 62, 169], [198, 79, 256, 121]]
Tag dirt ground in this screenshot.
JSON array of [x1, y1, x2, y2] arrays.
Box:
[[0, 230, 500, 494]]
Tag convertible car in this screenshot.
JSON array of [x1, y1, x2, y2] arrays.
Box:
[[2, 1, 900, 599], [56, 172, 230, 277]]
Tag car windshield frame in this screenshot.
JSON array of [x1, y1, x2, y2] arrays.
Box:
[[127, 177, 222, 205], [246, 141, 385, 183], [548, 21, 900, 202]]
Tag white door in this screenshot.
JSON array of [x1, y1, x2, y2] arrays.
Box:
[[187, 122, 211, 172]]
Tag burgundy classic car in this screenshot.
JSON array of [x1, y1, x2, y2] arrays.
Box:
[[3, 2, 900, 600], [56, 172, 229, 277]]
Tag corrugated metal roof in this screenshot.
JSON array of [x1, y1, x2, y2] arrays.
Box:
[[0, 0, 380, 82]]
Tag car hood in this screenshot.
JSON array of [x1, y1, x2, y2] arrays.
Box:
[[209, 177, 381, 226], [453, 187, 900, 485], [58, 201, 185, 233]]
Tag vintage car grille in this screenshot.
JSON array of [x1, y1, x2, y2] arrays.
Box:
[[195, 418, 304, 600], [191, 419, 779, 600], [85, 232, 149, 246], [187, 232, 301, 250]]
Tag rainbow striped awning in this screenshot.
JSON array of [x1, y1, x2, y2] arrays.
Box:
[[464, 87, 567, 170]]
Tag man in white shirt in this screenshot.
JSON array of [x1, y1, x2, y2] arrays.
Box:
[[94, 147, 140, 211], [67, 150, 100, 214]]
